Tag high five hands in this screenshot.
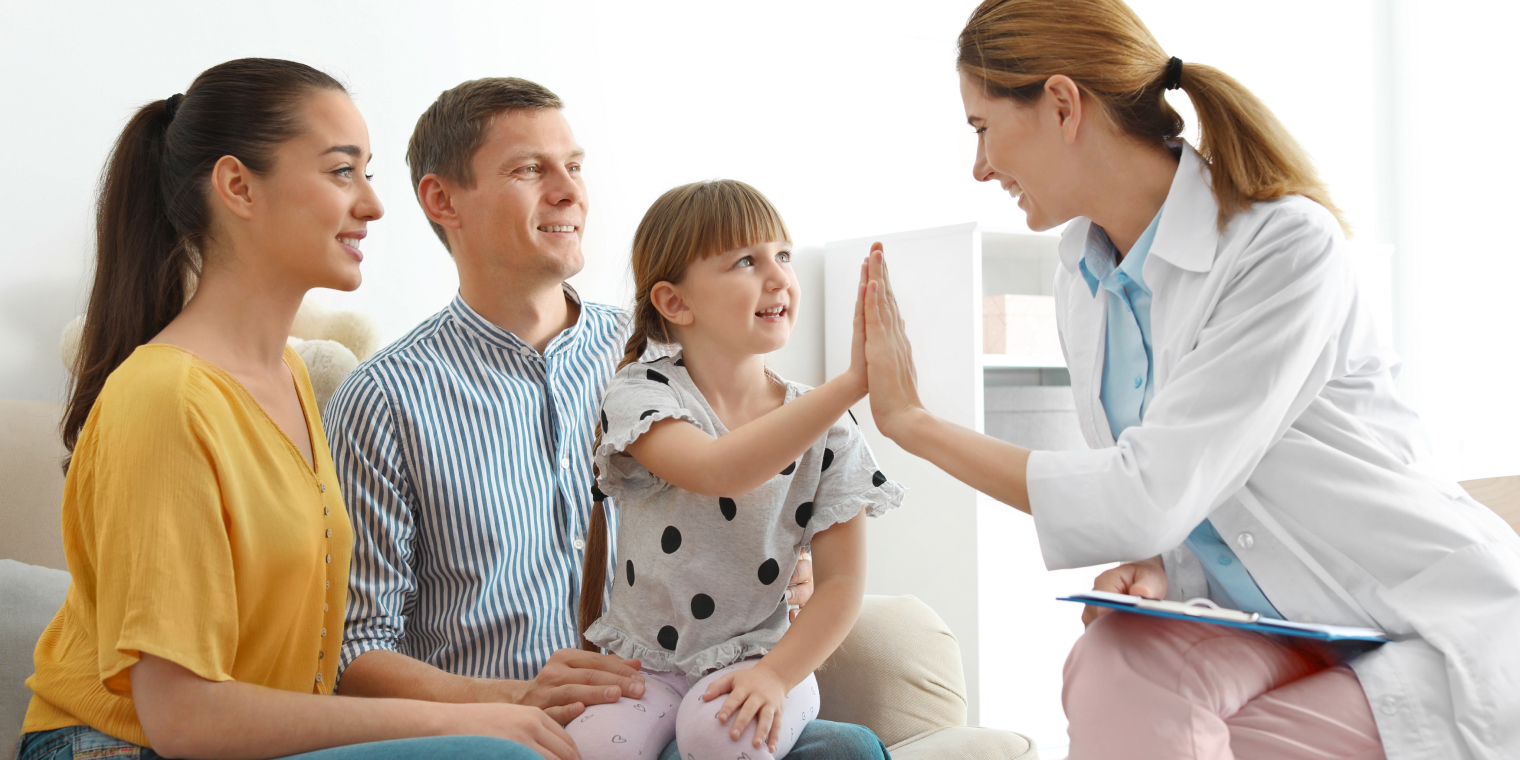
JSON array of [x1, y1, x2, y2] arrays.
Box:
[[853, 242, 925, 440]]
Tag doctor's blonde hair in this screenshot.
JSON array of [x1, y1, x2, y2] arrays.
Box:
[[578, 179, 791, 649], [958, 0, 1349, 234]]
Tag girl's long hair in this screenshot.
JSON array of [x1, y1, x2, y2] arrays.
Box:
[[957, 0, 1348, 233], [62, 59, 344, 468], [579, 179, 791, 650]]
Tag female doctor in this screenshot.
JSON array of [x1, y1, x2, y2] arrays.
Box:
[[859, 1, 1520, 759]]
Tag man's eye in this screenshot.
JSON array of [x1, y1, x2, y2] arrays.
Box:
[[568, 164, 582, 173], [523, 165, 540, 174]]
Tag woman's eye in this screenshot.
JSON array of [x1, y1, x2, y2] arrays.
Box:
[[975, 126, 988, 135], [364, 173, 375, 182], [334, 166, 354, 178]]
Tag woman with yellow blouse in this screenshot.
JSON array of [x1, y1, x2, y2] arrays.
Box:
[[18, 59, 581, 760]]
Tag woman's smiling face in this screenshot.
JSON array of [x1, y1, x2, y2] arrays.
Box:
[[960, 71, 1085, 232], [660, 241, 798, 356]]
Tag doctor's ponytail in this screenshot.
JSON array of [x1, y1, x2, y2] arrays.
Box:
[[958, 0, 1348, 234]]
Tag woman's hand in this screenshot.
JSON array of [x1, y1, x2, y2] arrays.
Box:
[[702, 662, 791, 753], [428, 702, 582, 759], [1083, 556, 1168, 626], [785, 548, 813, 623], [863, 243, 925, 441]]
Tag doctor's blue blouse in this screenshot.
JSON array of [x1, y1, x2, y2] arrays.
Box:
[[1080, 208, 1283, 619]]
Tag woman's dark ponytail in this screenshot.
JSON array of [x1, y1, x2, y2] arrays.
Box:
[[62, 59, 344, 465]]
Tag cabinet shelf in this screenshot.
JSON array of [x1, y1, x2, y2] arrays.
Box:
[[981, 353, 1066, 369]]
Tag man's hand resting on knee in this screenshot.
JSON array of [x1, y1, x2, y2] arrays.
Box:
[[1082, 556, 1167, 627], [338, 647, 645, 725]]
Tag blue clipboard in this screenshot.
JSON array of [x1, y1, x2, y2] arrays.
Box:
[[1059, 591, 1389, 644]]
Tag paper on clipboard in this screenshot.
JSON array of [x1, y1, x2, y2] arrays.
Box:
[[1059, 590, 1390, 644]]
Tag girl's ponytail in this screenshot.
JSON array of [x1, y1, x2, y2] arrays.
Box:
[[957, 0, 1348, 233], [61, 59, 345, 468], [63, 99, 194, 458]]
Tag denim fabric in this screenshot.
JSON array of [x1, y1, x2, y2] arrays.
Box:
[[16, 726, 538, 760], [657, 719, 890, 760]]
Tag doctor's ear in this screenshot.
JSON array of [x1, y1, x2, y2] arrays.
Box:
[[1043, 74, 1084, 144], [650, 282, 694, 327]]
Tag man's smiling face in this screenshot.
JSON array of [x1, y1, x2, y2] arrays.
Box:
[[450, 107, 587, 281]]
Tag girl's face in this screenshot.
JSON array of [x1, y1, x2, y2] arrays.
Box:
[[959, 70, 1083, 232], [244, 89, 384, 292], [660, 241, 798, 356]]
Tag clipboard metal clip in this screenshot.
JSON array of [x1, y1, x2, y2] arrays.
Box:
[[1134, 597, 1262, 624]]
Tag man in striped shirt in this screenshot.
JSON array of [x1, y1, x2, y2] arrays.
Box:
[[326, 78, 887, 760]]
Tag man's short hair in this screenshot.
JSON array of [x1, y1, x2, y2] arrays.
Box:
[[407, 77, 564, 251]]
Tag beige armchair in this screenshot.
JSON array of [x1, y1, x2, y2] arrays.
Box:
[[0, 398, 1038, 759]]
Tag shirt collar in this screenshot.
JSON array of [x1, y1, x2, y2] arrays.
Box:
[[448, 282, 586, 356], [1060, 140, 1220, 276]]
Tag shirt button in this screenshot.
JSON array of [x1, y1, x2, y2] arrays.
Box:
[[315, 672, 323, 683], [325, 580, 331, 590], [326, 554, 332, 564], [324, 603, 330, 612], [325, 529, 332, 538], [560, 457, 571, 469], [518, 346, 533, 357], [1133, 376, 1143, 388], [1236, 532, 1255, 550], [321, 628, 327, 637], [1218, 555, 1233, 566], [1379, 696, 1398, 716], [319, 483, 327, 493], [324, 506, 330, 516], [573, 537, 586, 551], [319, 651, 325, 660]]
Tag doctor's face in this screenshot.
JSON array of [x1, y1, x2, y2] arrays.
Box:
[[960, 71, 1082, 232]]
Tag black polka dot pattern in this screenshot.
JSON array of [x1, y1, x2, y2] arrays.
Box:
[[626, 560, 636, 586], [591, 484, 606, 503], [646, 369, 670, 385], [780, 461, 796, 476], [690, 594, 715, 620], [872, 471, 887, 487], [674, 358, 685, 367], [661, 526, 682, 553], [601, 410, 609, 432], [658, 625, 679, 650], [848, 409, 859, 425], [821, 448, 835, 472], [758, 559, 780, 585], [719, 497, 737, 521], [639, 409, 659, 421], [795, 502, 814, 528]]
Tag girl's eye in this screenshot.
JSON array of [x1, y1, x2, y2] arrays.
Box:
[[735, 256, 754, 268], [777, 250, 792, 263]]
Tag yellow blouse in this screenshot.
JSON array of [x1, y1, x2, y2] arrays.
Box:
[[23, 344, 352, 747]]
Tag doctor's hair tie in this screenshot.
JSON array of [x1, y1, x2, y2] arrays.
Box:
[[164, 93, 183, 120], [1164, 57, 1184, 91]]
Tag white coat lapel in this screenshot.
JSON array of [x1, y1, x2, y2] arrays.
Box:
[[1056, 218, 1113, 447]]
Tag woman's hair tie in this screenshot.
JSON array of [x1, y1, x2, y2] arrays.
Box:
[[165, 93, 183, 120], [1164, 57, 1184, 91]]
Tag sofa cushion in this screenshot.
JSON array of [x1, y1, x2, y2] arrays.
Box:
[[816, 595, 968, 748], [889, 725, 1039, 760], [1, 560, 71, 760], [0, 400, 67, 571]]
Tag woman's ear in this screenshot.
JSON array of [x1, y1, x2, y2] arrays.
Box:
[[210, 155, 257, 221], [650, 281, 694, 326], [1044, 74, 1084, 145]]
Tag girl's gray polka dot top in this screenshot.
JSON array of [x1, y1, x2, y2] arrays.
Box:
[[587, 354, 905, 683]]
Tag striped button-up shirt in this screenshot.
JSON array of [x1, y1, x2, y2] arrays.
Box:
[[326, 288, 628, 681]]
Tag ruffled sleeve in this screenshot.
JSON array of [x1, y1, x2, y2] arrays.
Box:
[[802, 409, 906, 544], [593, 361, 702, 504]]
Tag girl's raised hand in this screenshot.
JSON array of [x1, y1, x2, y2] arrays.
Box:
[[844, 250, 870, 395], [703, 663, 789, 753], [863, 243, 925, 441]]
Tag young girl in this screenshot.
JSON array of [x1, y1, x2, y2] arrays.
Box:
[[571, 180, 903, 760]]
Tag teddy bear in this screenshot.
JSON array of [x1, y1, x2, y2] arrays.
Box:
[[60, 298, 380, 415]]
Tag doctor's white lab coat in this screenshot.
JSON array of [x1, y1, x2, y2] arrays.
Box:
[[1025, 143, 1520, 760]]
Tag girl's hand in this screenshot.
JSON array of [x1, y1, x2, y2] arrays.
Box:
[[843, 252, 870, 397], [703, 662, 790, 752], [864, 243, 925, 441], [1083, 557, 1168, 626]]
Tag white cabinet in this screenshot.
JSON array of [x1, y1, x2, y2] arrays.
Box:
[[821, 222, 1090, 740]]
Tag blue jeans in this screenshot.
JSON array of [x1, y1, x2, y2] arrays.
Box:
[[657, 719, 890, 760], [16, 726, 539, 760]]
